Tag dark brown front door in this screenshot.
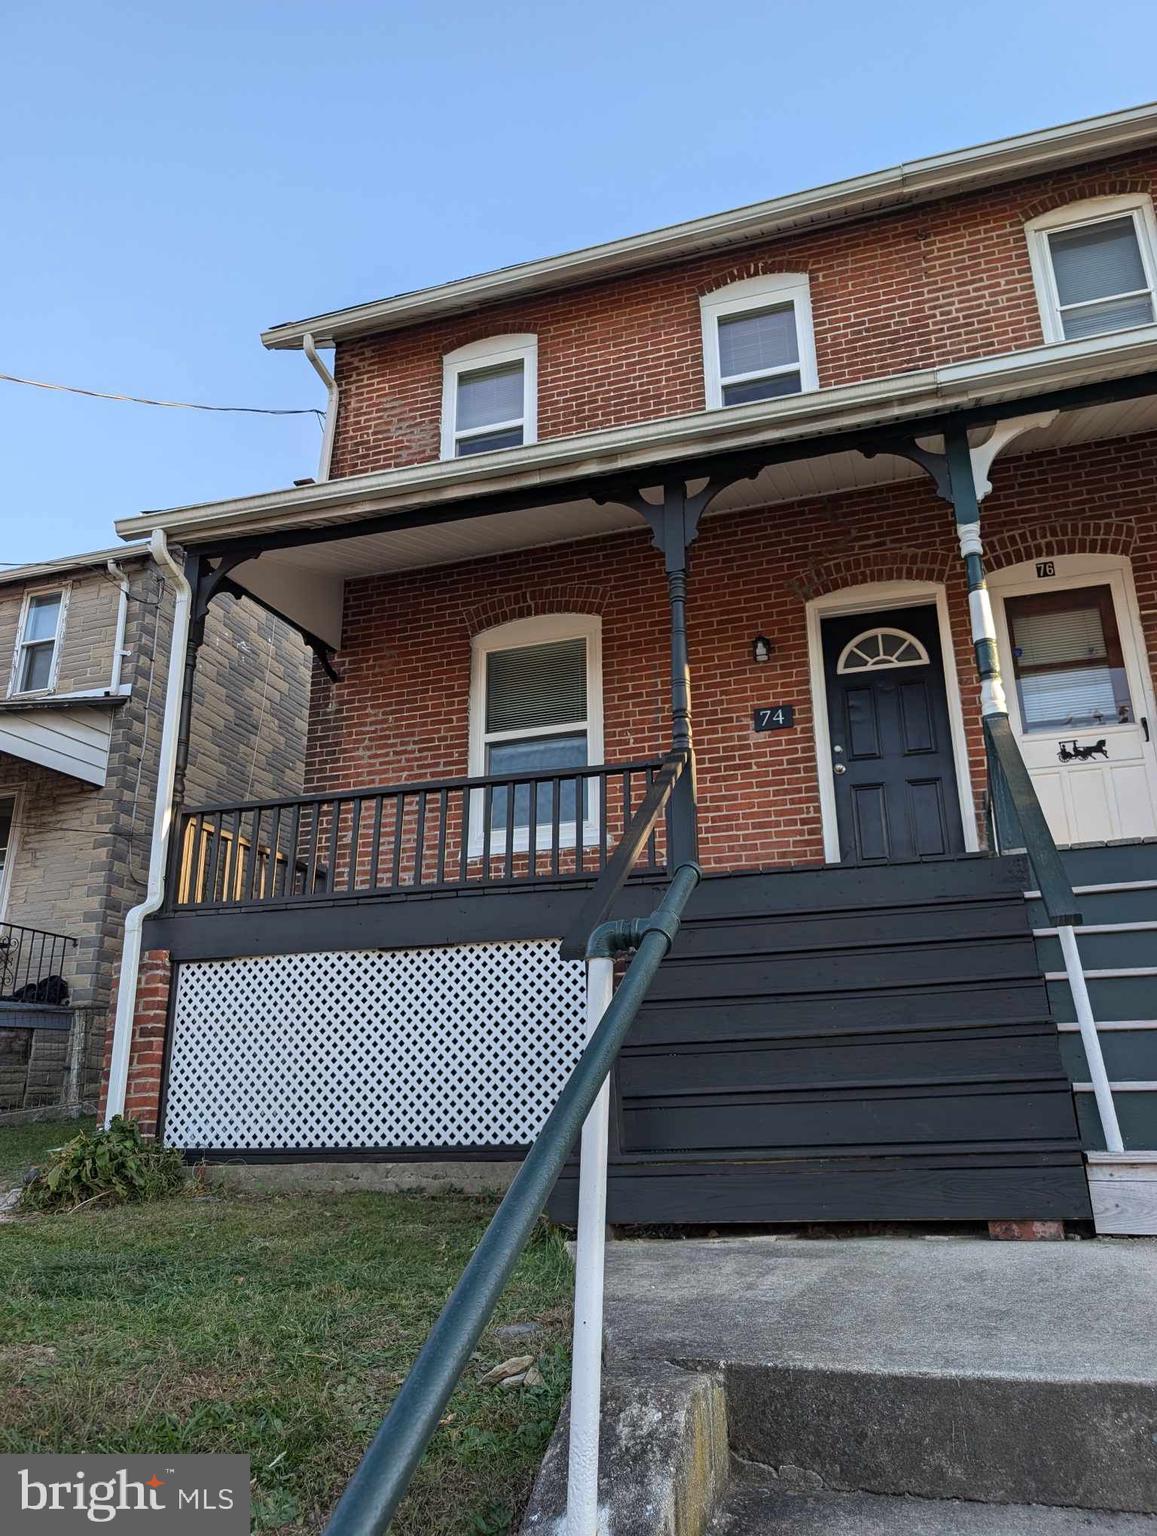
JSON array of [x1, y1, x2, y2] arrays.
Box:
[[821, 603, 964, 863]]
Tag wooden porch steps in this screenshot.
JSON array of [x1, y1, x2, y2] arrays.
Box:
[[551, 854, 1089, 1225]]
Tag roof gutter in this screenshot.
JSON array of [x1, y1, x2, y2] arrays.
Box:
[[261, 102, 1157, 348]]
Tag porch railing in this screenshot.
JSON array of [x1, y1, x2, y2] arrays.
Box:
[[168, 759, 668, 910], [0, 923, 75, 1006]]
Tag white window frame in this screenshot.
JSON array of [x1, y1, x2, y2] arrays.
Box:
[[700, 273, 818, 410], [468, 613, 603, 856], [1025, 195, 1157, 345], [440, 334, 538, 460], [8, 585, 68, 698], [0, 787, 23, 922]]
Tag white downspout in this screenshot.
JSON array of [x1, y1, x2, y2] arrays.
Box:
[[106, 559, 131, 693], [303, 332, 338, 482], [104, 530, 191, 1126]]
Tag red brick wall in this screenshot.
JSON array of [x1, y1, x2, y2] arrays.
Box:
[[308, 433, 1157, 871], [97, 948, 170, 1137], [330, 151, 1157, 478]]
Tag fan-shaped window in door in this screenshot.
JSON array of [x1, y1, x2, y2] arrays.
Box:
[[837, 627, 930, 674]]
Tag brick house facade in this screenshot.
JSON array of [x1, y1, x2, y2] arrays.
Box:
[[0, 549, 309, 1115], [109, 105, 1157, 1227]]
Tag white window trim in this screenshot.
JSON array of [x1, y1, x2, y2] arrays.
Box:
[[0, 787, 23, 923], [468, 613, 603, 856], [700, 273, 818, 410], [8, 584, 69, 698], [1025, 195, 1157, 345], [440, 334, 538, 460]]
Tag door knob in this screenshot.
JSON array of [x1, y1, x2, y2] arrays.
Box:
[[834, 763, 847, 775]]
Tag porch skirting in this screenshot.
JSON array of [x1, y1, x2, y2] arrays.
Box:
[[163, 940, 586, 1156]]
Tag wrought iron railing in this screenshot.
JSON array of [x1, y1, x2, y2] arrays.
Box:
[[0, 922, 75, 1006], [169, 759, 669, 909]]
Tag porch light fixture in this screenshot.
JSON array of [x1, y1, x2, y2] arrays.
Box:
[[752, 634, 773, 664]]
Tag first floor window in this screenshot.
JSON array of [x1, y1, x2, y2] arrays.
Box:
[[471, 617, 602, 844], [13, 591, 63, 693], [1027, 199, 1157, 343], [701, 274, 818, 409], [442, 335, 537, 459], [1005, 585, 1133, 732]]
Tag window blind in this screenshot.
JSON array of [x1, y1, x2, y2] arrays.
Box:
[[1049, 217, 1147, 306], [1012, 604, 1107, 668], [485, 637, 587, 734], [457, 362, 524, 432], [717, 303, 799, 379]]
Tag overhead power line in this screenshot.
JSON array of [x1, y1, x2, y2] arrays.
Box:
[[0, 369, 323, 421]]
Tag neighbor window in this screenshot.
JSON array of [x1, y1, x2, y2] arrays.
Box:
[[12, 590, 64, 694], [1026, 198, 1157, 344], [0, 793, 16, 918], [441, 335, 537, 459], [1005, 585, 1133, 732], [701, 274, 818, 409], [470, 616, 602, 844]]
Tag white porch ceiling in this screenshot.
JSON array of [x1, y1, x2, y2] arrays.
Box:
[[229, 394, 1157, 649]]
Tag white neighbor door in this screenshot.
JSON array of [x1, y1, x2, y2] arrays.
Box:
[[991, 555, 1157, 844]]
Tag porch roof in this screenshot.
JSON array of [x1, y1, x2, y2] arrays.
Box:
[[115, 327, 1157, 651]]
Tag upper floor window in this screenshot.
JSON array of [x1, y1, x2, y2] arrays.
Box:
[[1026, 197, 1157, 344], [700, 273, 818, 409], [441, 335, 537, 459], [11, 589, 65, 695]]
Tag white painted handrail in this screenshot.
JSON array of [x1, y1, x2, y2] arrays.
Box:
[[1057, 925, 1124, 1153], [566, 957, 614, 1536]]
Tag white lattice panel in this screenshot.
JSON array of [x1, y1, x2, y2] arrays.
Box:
[[164, 942, 586, 1150]]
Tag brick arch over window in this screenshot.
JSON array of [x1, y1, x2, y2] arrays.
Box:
[[984, 519, 1137, 572], [1020, 178, 1153, 224], [461, 584, 609, 638], [790, 547, 954, 603], [694, 258, 810, 297]]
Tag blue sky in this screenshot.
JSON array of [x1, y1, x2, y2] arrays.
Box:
[[3, 0, 1156, 565]]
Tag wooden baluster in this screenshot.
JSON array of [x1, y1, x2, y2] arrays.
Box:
[[389, 794, 404, 891], [369, 796, 384, 891], [436, 788, 449, 886], [348, 797, 363, 893], [414, 791, 428, 887], [550, 777, 562, 877]]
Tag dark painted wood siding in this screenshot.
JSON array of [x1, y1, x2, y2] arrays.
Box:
[[552, 856, 1089, 1224]]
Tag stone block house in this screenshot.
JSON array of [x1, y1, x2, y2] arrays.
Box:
[[0, 545, 309, 1114], [106, 102, 1157, 1231]]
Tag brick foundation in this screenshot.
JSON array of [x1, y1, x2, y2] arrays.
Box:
[[97, 948, 171, 1138]]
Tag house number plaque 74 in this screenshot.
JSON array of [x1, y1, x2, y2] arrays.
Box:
[[754, 706, 794, 731]]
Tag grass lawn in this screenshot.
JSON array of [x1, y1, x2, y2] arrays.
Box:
[[0, 1115, 97, 1185], [0, 1125, 573, 1535]]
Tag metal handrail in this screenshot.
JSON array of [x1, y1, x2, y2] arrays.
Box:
[[559, 749, 688, 959], [323, 861, 701, 1536], [985, 712, 1122, 1152], [985, 714, 1081, 926]]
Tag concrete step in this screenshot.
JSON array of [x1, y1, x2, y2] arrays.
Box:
[[603, 1237, 1157, 1514], [708, 1468, 1157, 1534]]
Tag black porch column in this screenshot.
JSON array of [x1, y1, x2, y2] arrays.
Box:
[[648, 479, 705, 868]]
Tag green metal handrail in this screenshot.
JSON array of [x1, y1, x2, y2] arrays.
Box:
[[324, 860, 703, 1536], [984, 713, 1081, 927]]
